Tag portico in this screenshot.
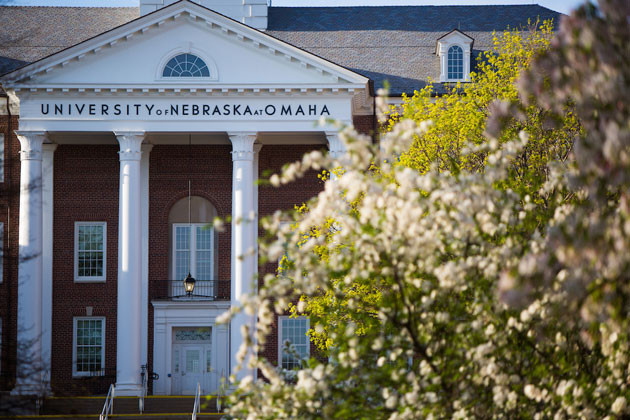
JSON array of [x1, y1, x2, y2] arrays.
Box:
[[1, 0, 366, 396]]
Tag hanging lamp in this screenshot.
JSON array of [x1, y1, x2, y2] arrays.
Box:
[[183, 134, 196, 296]]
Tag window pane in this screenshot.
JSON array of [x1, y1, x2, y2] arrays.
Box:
[[75, 318, 104, 375], [163, 54, 210, 78], [77, 224, 104, 278], [280, 318, 309, 370]]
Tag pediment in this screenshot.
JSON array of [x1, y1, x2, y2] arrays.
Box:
[[1, 0, 368, 92], [435, 29, 474, 54]]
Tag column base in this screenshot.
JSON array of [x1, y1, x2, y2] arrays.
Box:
[[114, 383, 143, 396], [11, 381, 47, 397]]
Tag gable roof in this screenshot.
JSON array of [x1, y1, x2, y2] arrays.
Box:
[[0, 4, 562, 95], [1, 0, 369, 89]]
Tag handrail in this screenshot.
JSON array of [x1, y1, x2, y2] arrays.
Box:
[[217, 369, 226, 412], [191, 382, 201, 420], [151, 279, 230, 300], [99, 384, 115, 420], [139, 365, 148, 414]]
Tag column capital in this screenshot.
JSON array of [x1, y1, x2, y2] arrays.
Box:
[[253, 144, 263, 154], [228, 132, 257, 161], [115, 131, 145, 161], [326, 131, 345, 159], [141, 144, 154, 154], [42, 143, 58, 154], [15, 130, 47, 161]]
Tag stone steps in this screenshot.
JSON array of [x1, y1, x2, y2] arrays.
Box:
[[1, 395, 223, 419]]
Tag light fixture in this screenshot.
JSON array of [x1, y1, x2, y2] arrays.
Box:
[[184, 272, 196, 295], [182, 133, 195, 296]]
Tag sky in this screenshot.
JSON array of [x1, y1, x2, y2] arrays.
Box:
[[0, 0, 589, 15]]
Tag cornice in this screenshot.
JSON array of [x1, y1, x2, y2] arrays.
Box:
[[8, 86, 360, 97]]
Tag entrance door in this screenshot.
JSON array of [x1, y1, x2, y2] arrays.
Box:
[[171, 327, 213, 395], [181, 345, 203, 395]]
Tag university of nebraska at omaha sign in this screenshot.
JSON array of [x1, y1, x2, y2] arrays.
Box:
[[30, 98, 339, 120]]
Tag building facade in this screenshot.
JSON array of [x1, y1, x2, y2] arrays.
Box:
[[0, 0, 559, 396]]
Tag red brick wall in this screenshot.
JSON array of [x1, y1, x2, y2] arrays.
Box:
[[353, 114, 377, 139], [51, 145, 120, 395], [257, 144, 326, 366], [147, 144, 233, 388], [0, 114, 20, 390], [0, 136, 330, 393]]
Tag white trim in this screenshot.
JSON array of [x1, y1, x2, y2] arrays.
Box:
[[72, 316, 106, 377], [151, 301, 230, 395], [74, 221, 107, 283], [437, 30, 473, 83], [41, 143, 57, 382], [278, 316, 310, 370], [446, 44, 465, 82], [141, 144, 152, 369]]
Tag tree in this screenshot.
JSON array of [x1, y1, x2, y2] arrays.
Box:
[[299, 20, 581, 354], [226, 1, 630, 418]]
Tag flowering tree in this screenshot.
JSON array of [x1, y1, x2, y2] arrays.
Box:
[[225, 1, 630, 418]]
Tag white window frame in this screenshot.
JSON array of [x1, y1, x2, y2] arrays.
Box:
[[437, 30, 473, 83], [171, 223, 214, 280], [74, 222, 107, 283], [278, 316, 310, 370], [72, 317, 105, 377], [447, 45, 464, 81]]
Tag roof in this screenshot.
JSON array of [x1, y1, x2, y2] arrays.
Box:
[[0, 4, 561, 95]]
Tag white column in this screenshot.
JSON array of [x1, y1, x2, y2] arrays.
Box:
[[41, 143, 57, 390], [140, 144, 152, 372], [228, 132, 257, 381], [464, 49, 471, 82], [114, 131, 145, 396], [326, 132, 345, 160], [13, 130, 46, 395], [326, 132, 345, 181], [438, 45, 447, 82], [253, 144, 262, 279]]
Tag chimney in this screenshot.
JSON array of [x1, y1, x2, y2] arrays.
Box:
[[140, 0, 268, 31]]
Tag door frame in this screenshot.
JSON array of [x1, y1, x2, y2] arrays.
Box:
[[152, 301, 230, 395]]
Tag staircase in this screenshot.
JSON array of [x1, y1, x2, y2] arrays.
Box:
[[0, 395, 224, 420]]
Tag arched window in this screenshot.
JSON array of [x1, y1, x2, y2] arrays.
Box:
[[162, 53, 210, 77], [447, 45, 464, 80], [168, 196, 218, 297]]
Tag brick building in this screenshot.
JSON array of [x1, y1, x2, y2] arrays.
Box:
[[0, 0, 560, 396]]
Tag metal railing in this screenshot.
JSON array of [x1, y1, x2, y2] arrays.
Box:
[[99, 384, 115, 420], [152, 279, 230, 300], [139, 365, 147, 414], [191, 382, 201, 420]]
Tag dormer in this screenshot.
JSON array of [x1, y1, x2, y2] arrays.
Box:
[[436, 29, 474, 83]]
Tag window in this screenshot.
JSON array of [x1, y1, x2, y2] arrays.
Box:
[[447, 45, 464, 80], [74, 222, 106, 282], [162, 53, 210, 78], [73, 317, 105, 376], [172, 224, 214, 280], [279, 316, 310, 370], [436, 30, 473, 82]]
